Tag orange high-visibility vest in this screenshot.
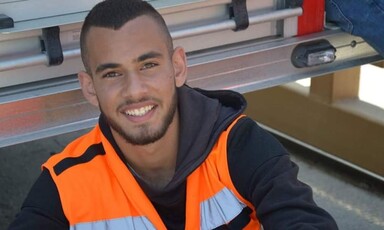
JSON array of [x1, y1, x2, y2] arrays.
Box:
[[43, 116, 261, 229]]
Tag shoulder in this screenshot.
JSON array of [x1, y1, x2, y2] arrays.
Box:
[[48, 142, 105, 177], [44, 126, 105, 177], [227, 117, 288, 168], [226, 117, 292, 197]]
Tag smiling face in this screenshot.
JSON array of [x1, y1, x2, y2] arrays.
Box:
[[79, 15, 187, 145]]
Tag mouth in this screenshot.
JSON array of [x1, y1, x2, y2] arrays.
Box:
[[124, 105, 155, 117]]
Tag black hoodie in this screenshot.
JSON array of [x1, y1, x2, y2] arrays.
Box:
[[8, 85, 338, 229]]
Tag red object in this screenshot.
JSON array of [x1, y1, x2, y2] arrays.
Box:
[[298, 0, 325, 35]]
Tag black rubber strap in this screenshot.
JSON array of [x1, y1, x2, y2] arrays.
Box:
[[41, 26, 64, 66], [229, 0, 249, 31], [286, 0, 304, 8], [0, 14, 14, 29]]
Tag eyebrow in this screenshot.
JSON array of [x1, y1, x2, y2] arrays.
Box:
[[136, 51, 163, 63], [95, 63, 121, 75], [94, 51, 164, 75]]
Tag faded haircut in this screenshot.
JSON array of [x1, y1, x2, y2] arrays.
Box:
[[80, 0, 174, 74]]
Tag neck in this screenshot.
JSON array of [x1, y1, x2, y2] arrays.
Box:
[[113, 114, 179, 189]]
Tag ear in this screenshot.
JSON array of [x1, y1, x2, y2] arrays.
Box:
[[172, 46, 187, 87], [78, 71, 99, 107]]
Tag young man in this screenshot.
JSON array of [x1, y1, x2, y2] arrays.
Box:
[[9, 0, 338, 229]]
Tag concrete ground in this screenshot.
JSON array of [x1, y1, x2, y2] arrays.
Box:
[[0, 128, 383, 229]]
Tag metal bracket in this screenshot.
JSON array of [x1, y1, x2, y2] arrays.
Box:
[[41, 26, 64, 66], [229, 0, 249, 31]]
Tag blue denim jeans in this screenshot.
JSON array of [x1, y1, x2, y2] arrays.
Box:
[[326, 0, 384, 57]]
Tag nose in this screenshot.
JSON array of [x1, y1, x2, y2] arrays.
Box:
[[121, 71, 148, 100]]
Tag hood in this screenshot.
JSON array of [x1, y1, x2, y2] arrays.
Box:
[[169, 85, 247, 189]]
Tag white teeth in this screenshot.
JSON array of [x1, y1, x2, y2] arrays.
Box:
[[125, 105, 154, 116]]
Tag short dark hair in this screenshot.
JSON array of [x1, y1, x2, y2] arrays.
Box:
[[80, 0, 173, 73]]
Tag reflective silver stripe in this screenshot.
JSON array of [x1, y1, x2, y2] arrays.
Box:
[[200, 187, 246, 230], [69, 216, 156, 230]]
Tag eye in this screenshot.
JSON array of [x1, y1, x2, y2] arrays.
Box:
[[141, 62, 158, 70], [102, 71, 122, 78]]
